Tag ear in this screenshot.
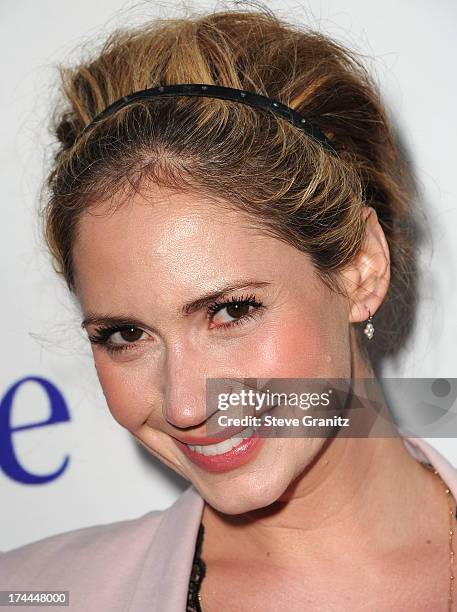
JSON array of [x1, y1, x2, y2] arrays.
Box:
[[340, 206, 391, 323]]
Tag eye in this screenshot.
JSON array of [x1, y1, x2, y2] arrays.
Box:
[[108, 327, 146, 344], [86, 293, 265, 354], [207, 293, 264, 329], [88, 325, 150, 354]]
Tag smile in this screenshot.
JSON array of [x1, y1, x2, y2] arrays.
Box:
[[174, 421, 267, 473], [186, 426, 256, 456]]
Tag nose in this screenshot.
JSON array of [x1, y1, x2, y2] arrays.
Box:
[[162, 345, 209, 429]]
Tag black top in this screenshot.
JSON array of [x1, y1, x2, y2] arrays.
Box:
[[186, 523, 206, 612]]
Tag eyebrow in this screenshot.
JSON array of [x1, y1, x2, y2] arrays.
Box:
[[80, 279, 272, 329]]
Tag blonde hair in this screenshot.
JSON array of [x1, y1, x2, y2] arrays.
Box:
[[42, 4, 417, 358]]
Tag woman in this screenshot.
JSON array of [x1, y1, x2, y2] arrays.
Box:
[[1, 5, 456, 611]]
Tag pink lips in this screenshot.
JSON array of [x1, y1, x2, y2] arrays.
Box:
[[174, 431, 266, 473]]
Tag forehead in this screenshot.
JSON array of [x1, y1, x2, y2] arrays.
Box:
[[72, 186, 312, 308], [76, 187, 254, 253]]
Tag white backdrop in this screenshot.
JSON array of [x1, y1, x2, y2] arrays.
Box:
[[1, 0, 456, 552]]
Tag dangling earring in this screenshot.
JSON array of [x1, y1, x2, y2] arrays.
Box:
[[364, 310, 375, 340]]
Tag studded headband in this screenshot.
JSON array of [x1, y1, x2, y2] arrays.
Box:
[[80, 83, 336, 154]]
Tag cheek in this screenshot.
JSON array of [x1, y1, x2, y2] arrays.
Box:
[[93, 352, 156, 431], [247, 309, 349, 379]]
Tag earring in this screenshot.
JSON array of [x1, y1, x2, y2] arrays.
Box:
[[364, 310, 375, 340]]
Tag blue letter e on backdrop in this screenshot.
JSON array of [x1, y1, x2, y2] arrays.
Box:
[[0, 376, 70, 484]]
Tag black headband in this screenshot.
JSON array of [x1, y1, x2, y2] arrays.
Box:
[[80, 83, 336, 154]]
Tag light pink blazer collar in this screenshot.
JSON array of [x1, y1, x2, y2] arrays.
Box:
[[1, 436, 456, 612]]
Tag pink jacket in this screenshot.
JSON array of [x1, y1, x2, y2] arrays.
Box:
[[1, 436, 456, 611]]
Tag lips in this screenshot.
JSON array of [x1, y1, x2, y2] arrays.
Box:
[[175, 435, 265, 473], [174, 405, 277, 446], [174, 422, 254, 446]]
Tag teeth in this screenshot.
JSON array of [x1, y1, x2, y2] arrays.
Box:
[[187, 426, 255, 456]]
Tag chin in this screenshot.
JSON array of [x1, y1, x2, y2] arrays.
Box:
[[199, 482, 288, 515], [192, 449, 308, 514]]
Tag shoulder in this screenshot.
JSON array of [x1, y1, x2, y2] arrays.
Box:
[[0, 484, 203, 611], [403, 436, 457, 491], [0, 510, 166, 604], [0, 504, 164, 559]]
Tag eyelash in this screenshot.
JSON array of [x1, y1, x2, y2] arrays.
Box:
[[87, 293, 265, 355]]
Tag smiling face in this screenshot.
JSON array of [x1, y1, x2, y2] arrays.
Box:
[[72, 185, 355, 514]]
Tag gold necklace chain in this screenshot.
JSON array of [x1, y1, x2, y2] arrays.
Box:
[[197, 464, 456, 611], [428, 465, 455, 611]]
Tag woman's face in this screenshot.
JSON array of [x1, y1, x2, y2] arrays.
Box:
[[73, 186, 354, 514]]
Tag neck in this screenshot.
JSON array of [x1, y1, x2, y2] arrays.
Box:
[[201, 350, 451, 570]]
